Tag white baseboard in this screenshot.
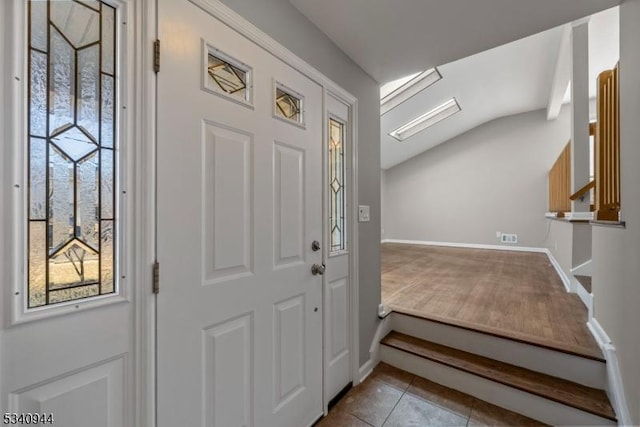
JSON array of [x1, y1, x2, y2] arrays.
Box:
[[587, 318, 611, 349], [587, 318, 632, 425], [358, 359, 375, 383], [381, 239, 547, 253], [368, 316, 391, 364], [575, 279, 593, 319], [544, 249, 572, 292], [603, 343, 632, 426]]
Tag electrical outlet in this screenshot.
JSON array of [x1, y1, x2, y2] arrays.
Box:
[[358, 205, 370, 222]]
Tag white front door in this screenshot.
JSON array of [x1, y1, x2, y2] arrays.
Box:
[[156, 1, 324, 426], [1, 1, 135, 426]]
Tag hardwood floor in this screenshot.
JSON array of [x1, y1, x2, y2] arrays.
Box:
[[381, 243, 602, 359]]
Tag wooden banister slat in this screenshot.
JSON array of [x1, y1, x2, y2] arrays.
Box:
[[595, 65, 620, 221]]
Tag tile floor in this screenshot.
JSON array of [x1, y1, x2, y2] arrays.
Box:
[[315, 363, 547, 427]]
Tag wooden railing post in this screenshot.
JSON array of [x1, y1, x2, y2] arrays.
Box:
[[595, 64, 620, 221], [548, 142, 571, 216]]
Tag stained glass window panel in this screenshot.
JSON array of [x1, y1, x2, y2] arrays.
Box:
[[28, 222, 47, 308], [49, 240, 99, 290], [77, 152, 100, 249], [207, 53, 247, 99], [30, 50, 48, 137], [51, 1, 100, 48], [101, 75, 114, 148], [50, 28, 76, 134], [77, 45, 100, 140], [30, 0, 48, 52], [27, 0, 117, 308], [30, 137, 47, 219], [101, 5, 115, 75], [275, 87, 302, 123], [329, 119, 346, 252], [101, 149, 114, 218], [101, 221, 114, 294]]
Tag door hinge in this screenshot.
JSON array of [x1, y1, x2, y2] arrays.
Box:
[[153, 39, 160, 73], [153, 261, 160, 294]]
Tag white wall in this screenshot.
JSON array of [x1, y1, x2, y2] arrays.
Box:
[[592, 0, 640, 423], [218, 0, 381, 367], [383, 107, 570, 248]]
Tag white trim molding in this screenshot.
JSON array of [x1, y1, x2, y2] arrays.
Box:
[[381, 239, 548, 253], [587, 318, 632, 426], [564, 211, 594, 221], [603, 344, 632, 426], [544, 249, 572, 292], [571, 259, 593, 276], [587, 317, 611, 349]]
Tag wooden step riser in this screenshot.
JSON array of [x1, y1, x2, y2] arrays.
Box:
[[390, 313, 607, 389], [380, 345, 616, 426]]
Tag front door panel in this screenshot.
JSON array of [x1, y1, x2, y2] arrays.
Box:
[[156, 2, 323, 426]]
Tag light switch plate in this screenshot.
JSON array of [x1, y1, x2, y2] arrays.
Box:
[[358, 205, 370, 222]]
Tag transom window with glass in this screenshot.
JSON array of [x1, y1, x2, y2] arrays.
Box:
[[274, 82, 304, 125], [329, 118, 346, 253], [27, 0, 117, 308]]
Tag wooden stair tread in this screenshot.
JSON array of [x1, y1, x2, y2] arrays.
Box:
[[381, 331, 616, 421], [575, 275, 593, 293]]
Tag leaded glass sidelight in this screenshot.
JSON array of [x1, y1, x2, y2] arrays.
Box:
[[27, 0, 117, 308], [329, 118, 346, 253]]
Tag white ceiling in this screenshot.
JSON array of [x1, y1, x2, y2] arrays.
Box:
[[287, 0, 619, 84], [380, 26, 563, 168], [288, 1, 621, 169]]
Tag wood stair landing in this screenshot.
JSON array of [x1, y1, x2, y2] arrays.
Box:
[[381, 331, 616, 422]]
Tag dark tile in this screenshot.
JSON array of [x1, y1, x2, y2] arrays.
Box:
[[335, 378, 403, 427], [382, 393, 468, 427], [315, 409, 373, 427], [468, 400, 549, 426], [406, 376, 475, 419], [368, 362, 415, 391]]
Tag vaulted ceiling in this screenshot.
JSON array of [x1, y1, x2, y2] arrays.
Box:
[[288, 1, 621, 168]]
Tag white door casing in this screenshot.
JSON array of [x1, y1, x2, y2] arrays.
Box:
[[324, 93, 353, 405], [1, 1, 138, 426], [156, 1, 324, 425]]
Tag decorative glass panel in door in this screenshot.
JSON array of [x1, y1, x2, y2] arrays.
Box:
[[329, 118, 346, 252], [27, 0, 117, 308]]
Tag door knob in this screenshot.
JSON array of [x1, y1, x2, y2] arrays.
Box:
[[311, 263, 325, 276], [311, 240, 321, 251]]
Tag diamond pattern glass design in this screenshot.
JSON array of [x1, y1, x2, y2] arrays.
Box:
[[275, 87, 302, 123], [329, 119, 346, 252], [207, 53, 247, 98], [27, 0, 117, 308]]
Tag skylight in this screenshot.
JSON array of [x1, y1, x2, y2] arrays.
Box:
[[380, 68, 442, 115], [389, 98, 461, 142]]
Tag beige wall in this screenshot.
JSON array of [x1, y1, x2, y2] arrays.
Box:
[[383, 108, 570, 248], [592, 0, 640, 423], [546, 220, 591, 283], [219, 0, 381, 367]]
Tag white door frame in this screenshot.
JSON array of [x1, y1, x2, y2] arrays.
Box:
[[142, 0, 360, 423]]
